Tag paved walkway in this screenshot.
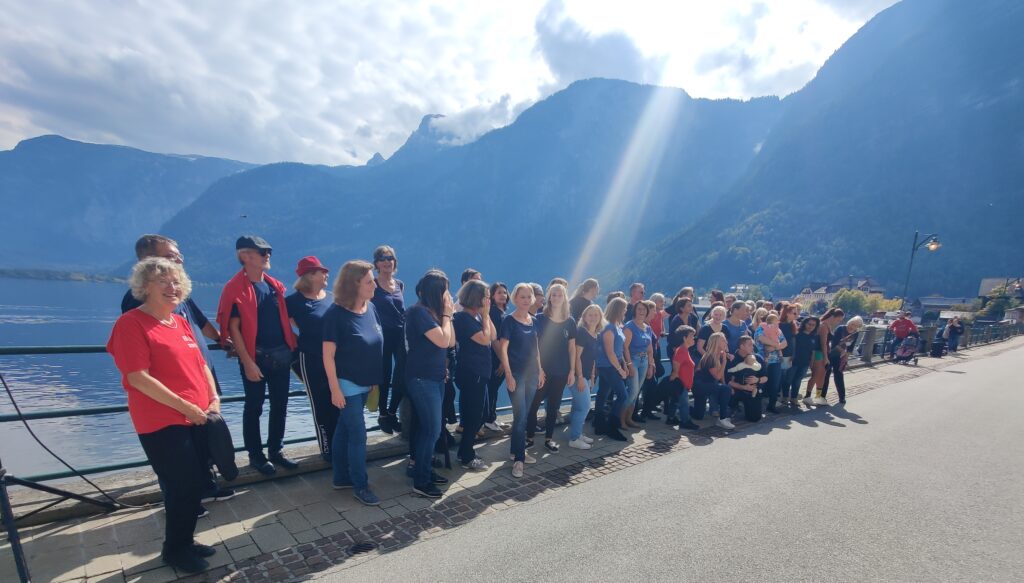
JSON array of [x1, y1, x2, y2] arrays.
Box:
[[2, 337, 1021, 582]]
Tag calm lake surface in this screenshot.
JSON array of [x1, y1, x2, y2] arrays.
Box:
[[0, 277, 474, 478]]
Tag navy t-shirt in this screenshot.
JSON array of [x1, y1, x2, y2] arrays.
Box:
[[722, 319, 750, 354], [499, 314, 539, 377], [231, 281, 286, 349], [726, 352, 766, 386], [454, 311, 491, 379], [322, 302, 384, 386], [536, 314, 577, 376], [577, 329, 600, 380], [405, 304, 447, 382], [372, 279, 406, 331], [285, 291, 332, 356]]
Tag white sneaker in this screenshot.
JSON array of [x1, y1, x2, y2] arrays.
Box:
[[568, 438, 592, 450], [483, 422, 501, 432], [524, 452, 537, 464], [581, 435, 595, 444], [498, 421, 512, 430], [812, 397, 828, 406], [716, 418, 736, 430], [512, 461, 524, 478], [802, 396, 815, 406]]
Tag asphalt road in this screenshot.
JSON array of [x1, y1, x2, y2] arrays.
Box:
[[321, 346, 1024, 582]]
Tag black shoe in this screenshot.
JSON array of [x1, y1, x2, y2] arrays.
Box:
[[681, 421, 700, 431], [430, 471, 449, 485], [378, 414, 395, 435], [665, 416, 680, 426], [606, 428, 628, 442], [200, 488, 236, 504], [646, 412, 662, 420], [249, 460, 276, 476], [269, 453, 299, 470], [190, 542, 217, 558], [526, 438, 535, 448], [544, 439, 559, 452], [162, 548, 209, 574], [413, 484, 443, 499], [393, 420, 403, 432], [631, 412, 644, 423], [196, 505, 210, 519]]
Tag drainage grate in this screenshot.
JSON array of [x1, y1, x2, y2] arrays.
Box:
[[349, 541, 378, 555]]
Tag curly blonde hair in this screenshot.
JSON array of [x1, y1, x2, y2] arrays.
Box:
[[129, 257, 192, 302]]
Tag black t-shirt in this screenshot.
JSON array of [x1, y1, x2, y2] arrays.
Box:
[[577, 329, 599, 380], [371, 279, 406, 331], [668, 312, 699, 354], [569, 296, 592, 322], [404, 304, 447, 382], [285, 291, 332, 356], [489, 304, 506, 367], [322, 302, 384, 386], [694, 364, 719, 385], [793, 331, 816, 367], [231, 281, 286, 349], [726, 352, 765, 386], [696, 323, 730, 352], [780, 321, 797, 357], [454, 311, 491, 379], [536, 314, 577, 376], [499, 314, 539, 377]]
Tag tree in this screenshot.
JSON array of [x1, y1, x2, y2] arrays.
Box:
[[867, 295, 903, 314], [810, 299, 828, 315], [831, 289, 870, 315], [977, 285, 1021, 320]]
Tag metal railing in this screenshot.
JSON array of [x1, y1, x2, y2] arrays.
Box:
[[3, 322, 1022, 482]]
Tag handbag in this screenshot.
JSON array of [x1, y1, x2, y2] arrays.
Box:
[[366, 385, 380, 412], [255, 345, 293, 371]]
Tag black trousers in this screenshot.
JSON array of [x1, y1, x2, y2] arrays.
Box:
[[380, 328, 407, 417], [292, 351, 338, 458], [485, 356, 504, 423], [528, 370, 567, 439], [138, 424, 208, 553], [821, 352, 847, 402], [240, 359, 291, 462], [455, 371, 488, 463]]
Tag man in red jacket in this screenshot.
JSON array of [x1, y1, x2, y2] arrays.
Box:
[[217, 235, 299, 475], [887, 311, 919, 359]]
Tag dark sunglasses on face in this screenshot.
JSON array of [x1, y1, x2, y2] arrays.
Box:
[[377, 255, 395, 262], [258, 249, 271, 257]]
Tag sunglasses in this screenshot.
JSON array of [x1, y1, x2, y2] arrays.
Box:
[[376, 255, 395, 262], [258, 249, 272, 257]]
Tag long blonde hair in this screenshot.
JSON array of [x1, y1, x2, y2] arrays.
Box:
[[333, 260, 373, 310], [543, 283, 570, 321], [579, 304, 605, 336], [604, 297, 627, 325], [699, 332, 727, 370]]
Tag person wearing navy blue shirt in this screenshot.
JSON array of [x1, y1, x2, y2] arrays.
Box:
[[370, 245, 406, 435], [498, 283, 546, 478], [595, 298, 630, 442], [322, 260, 384, 506], [286, 256, 335, 461], [622, 300, 654, 429], [453, 279, 496, 470], [726, 336, 766, 423], [404, 270, 455, 498], [531, 283, 577, 453], [483, 282, 510, 431]]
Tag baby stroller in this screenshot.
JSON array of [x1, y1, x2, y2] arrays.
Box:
[[894, 334, 920, 365]]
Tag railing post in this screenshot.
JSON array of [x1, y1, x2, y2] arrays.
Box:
[[920, 326, 936, 354], [860, 327, 877, 364], [962, 326, 973, 347]]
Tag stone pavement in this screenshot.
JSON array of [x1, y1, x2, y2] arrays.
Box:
[[2, 336, 1021, 583]]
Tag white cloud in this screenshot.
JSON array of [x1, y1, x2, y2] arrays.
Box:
[[0, 0, 896, 165]]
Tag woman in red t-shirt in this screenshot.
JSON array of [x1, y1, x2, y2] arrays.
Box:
[[107, 258, 220, 574], [668, 326, 700, 430]]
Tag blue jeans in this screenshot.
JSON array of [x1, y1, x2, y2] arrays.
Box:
[[597, 366, 628, 426], [786, 362, 809, 399], [677, 387, 691, 422], [627, 354, 648, 406], [508, 370, 538, 462], [569, 379, 592, 441], [764, 361, 782, 408], [332, 391, 368, 489], [692, 379, 730, 420], [406, 377, 444, 488]]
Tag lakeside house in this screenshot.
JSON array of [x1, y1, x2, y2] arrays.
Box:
[[794, 276, 887, 305]]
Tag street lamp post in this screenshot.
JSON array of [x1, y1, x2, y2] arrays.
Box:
[[899, 230, 941, 311]]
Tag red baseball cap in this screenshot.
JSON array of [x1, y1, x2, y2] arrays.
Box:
[[295, 256, 329, 277]]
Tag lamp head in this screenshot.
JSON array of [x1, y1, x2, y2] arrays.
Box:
[[926, 238, 941, 252]]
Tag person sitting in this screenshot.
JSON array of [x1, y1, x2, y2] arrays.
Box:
[[726, 336, 766, 423]]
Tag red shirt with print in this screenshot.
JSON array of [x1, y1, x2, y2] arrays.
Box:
[[889, 318, 918, 339], [672, 345, 695, 391], [107, 309, 212, 434]]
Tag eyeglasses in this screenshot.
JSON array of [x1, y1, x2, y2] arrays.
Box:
[[161, 252, 184, 263], [258, 249, 272, 257], [155, 278, 183, 289], [376, 255, 395, 262]]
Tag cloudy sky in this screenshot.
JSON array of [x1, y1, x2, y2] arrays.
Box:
[[0, 0, 897, 165]]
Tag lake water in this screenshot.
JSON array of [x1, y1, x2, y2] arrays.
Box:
[[0, 277, 430, 478]]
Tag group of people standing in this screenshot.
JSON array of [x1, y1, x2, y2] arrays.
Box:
[[106, 233, 871, 573]]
